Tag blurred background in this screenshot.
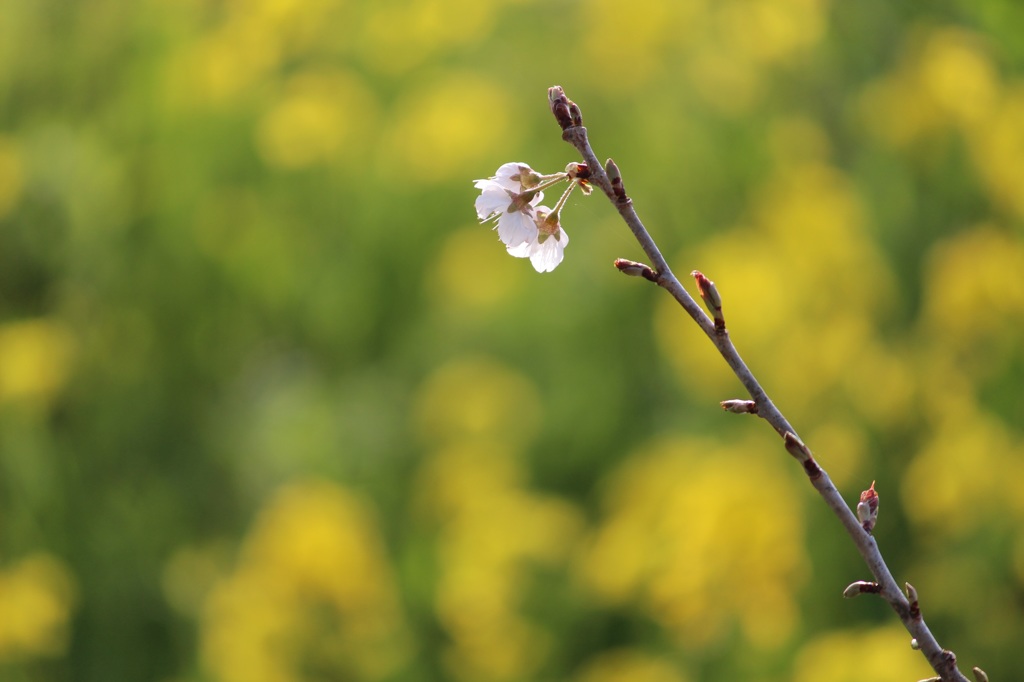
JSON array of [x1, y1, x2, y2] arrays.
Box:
[[1, 0, 1022, 680]]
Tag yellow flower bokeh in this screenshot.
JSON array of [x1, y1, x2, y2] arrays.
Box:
[[413, 357, 584, 681], [358, 0, 497, 75], [577, 438, 807, 650], [0, 319, 77, 406], [200, 480, 411, 682], [575, 648, 692, 682], [378, 74, 517, 181], [422, 442, 583, 681], [0, 554, 77, 662], [256, 69, 379, 170], [793, 625, 935, 681], [413, 356, 542, 450], [921, 224, 1024, 357], [655, 162, 910, 426]]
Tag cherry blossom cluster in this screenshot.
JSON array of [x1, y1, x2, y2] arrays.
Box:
[[473, 162, 590, 272]]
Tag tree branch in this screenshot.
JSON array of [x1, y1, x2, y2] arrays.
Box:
[[548, 85, 977, 682]]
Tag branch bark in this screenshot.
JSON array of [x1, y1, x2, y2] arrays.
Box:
[[548, 85, 975, 682]]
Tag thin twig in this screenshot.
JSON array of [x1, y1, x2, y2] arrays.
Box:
[[548, 85, 975, 682]]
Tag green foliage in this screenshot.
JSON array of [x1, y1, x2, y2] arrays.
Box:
[[1, 1, 1022, 680]]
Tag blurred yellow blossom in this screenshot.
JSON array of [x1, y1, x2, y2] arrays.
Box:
[[580, 0, 703, 88], [256, 69, 378, 170], [920, 224, 1024, 361], [575, 648, 692, 682], [418, 441, 583, 682], [0, 554, 77, 661], [918, 28, 998, 127], [656, 163, 908, 425], [793, 625, 935, 681], [719, 0, 825, 65], [359, 0, 496, 74], [0, 319, 76, 406], [200, 480, 411, 682], [413, 356, 541, 450], [860, 27, 998, 146], [379, 74, 515, 181], [902, 391, 1021, 536], [577, 438, 807, 650], [579, 0, 824, 106], [687, 47, 760, 115], [428, 226, 527, 313], [967, 87, 1024, 219], [164, 0, 341, 106]]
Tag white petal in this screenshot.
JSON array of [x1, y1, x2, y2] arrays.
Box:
[[529, 229, 568, 273], [506, 240, 532, 258], [474, 182, 510, 221], [494, 162, 533, 191], [497, 210, 537, 248]]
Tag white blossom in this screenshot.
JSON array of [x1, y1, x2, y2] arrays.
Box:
[[506, 206, 569, 273], [473, 163, 543, 249]]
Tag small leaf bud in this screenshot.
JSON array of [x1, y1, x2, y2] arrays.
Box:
[[720, 399, 758, 414], [842, 580, 881, 598]]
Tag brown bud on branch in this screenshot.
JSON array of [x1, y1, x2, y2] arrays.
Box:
[[548, 85, 577, 131], [614, 258, 658, 282], [721, 399, 758, 414], [691, 270, 725, 333], [972, 666, 989, 682], [783, 431, 822, 480], [605, 158, 629, 204], [843, 580, 882, 598], [906, 582, 921, 620]]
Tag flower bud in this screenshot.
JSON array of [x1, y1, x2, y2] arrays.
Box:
[[691, 270, 725, 332], [857, 481, 879, 534]]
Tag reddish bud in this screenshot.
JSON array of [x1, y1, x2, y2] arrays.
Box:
[[614, 258, 657, 282], [691, 270, 725, 332], [857, 481, 879, 534]]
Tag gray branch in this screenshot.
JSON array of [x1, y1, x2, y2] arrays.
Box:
[[549, 85, 976, 682]]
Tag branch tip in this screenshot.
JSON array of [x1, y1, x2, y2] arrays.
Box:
[[548, 85, 577, 131], [972, 666, 989, 682]]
